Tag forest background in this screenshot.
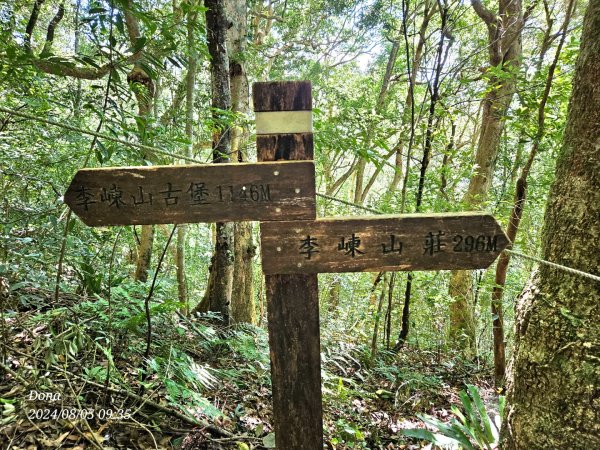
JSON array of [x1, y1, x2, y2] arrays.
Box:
[[0, 0, 596, 449]]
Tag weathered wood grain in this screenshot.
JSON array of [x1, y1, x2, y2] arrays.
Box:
[[255, 80, 323, 450], [64, 161, 316, 226], [255, 133, 314, 160], [261, 213, 509, 274], [253, 81, 312, 111], [265, 273, 322, 449]]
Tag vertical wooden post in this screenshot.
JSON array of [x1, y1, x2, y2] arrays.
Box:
[[254, 81, 323, 450]]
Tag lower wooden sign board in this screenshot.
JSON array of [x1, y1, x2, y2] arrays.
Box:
[[260, 213, 509, 274], [64, 161, 316, 226]]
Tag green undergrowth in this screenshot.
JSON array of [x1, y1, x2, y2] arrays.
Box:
[[1, 285, 500, 449]]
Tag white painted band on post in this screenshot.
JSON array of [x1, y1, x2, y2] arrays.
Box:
[[255, 111, 313, 135]]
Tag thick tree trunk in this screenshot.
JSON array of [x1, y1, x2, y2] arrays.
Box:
[[502, 2, 600, 447], [490, 0, 574, 387], [197, 0, 234, 323], [134, 224, 154, 282], [227, 0, 256, 324], [448, 0, 523, 352]]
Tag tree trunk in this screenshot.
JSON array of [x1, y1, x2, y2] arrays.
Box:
[[123, 0, 158, 283], [395, 3, 449, 350], [227, 0, 256, 324], [352, 39, 399, 205], [327, 276, 341, 312], [129, 66, 156, 282], [395, 272, 412, 348], [448, 0, 523, 352], [370, 273, 388, 360], [197, 0, 234, 323], [490, 0, 574, 387], [502, 2, 600, 447], [176, 1, 199, 312], [389, 0, 436, 194]]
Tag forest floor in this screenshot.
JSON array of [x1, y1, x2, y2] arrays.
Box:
[[0, 286, 501, 449]]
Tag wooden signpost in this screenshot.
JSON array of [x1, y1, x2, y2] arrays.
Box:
[[254, 81, 324, 450], [253, 82, 507, 450], [261, 213, 508, 274], [64, 161, 316, 225], [65, 80, 509, 450]]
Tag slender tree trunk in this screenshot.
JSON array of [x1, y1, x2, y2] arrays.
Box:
[[502, 3, 600, 446], [395, 3, 450, 350], [327, 276, 341, 312], [352, 40, 399, 205], [448, 0, 523, 353], [384, 273, 395, 349], [176, 2, 199, 312], [130, 65, 156, 283], [227, 0, 256, 324], [389, 0, 435, 193], [197, 0, 234, 323], [370, 273, 388, 360], [122, 0, 158, 283], [395, 272, 412, 348]]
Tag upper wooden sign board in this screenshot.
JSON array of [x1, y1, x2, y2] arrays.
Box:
[[260, 213, 509, 274], [64, 161, 316, 226]]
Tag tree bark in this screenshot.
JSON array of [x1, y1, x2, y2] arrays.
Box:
[[327, 276, 341, 312], [196, 0, 234, 323], [176, 1, 199, 312], [134, 224, 154, 282], [227, 0, 256, 324], [122, 0, 157, 283], [448, 0, 523, 353], [490, 0, 574, 387], [502, 2, 600, 447], [371, 273, 388, 360]]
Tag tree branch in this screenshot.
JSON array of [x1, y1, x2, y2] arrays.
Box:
[[32, 51, 142, 80], [471, 0, 497, 25], [25, 0, 46, 53], [41, 3, 65, 56], [123, 0, 142, 44]]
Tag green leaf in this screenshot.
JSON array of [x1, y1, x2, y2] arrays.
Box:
[[400, 428, 437, 440], [9, 281, 29, 291], [459, 390, 476, 425], [467, 384, 494, 443], [418, 414, 475, 450], [132, 36, 148, 53], [115, 13, 125, 35], [499, 395, 506, 418], [262, 433, 276, 448], [401, 428, 461, 447], [451, 404, 467, 425]]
